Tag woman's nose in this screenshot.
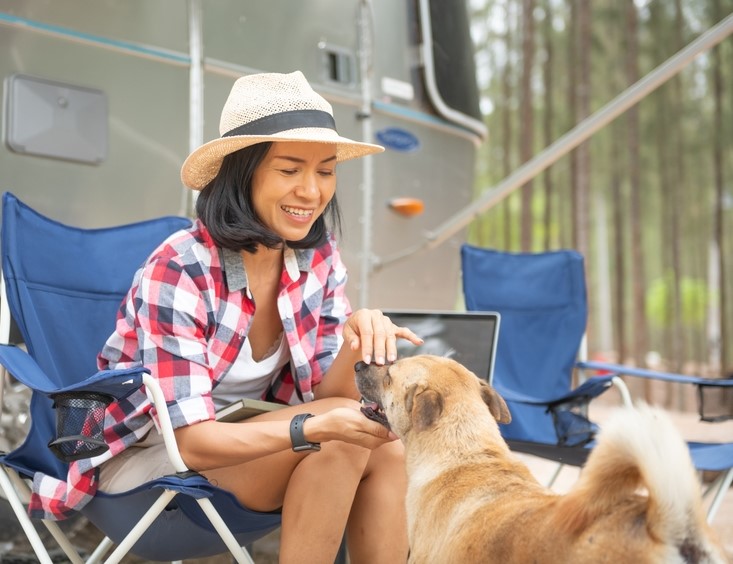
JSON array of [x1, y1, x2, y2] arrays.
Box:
[[296, 172, 320, 197]]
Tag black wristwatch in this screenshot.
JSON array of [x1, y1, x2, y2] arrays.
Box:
[[290, 413, 321, 452]]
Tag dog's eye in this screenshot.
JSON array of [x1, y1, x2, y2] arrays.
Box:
[[382, 369, 392, 387]]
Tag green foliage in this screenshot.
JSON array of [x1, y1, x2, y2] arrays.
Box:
[[646, 275, 710, 329], [469, 0, 733, 364]]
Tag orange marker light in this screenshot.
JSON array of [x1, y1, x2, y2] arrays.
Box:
[[388, 197, 425, 217]]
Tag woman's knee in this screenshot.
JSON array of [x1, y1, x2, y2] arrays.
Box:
[[371, 438, 405, 465], [317, 436, 371, 472], [363, 439, 406, 481]]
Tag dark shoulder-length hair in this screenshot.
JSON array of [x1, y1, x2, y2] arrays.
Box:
[[195, 142, 343, 253]]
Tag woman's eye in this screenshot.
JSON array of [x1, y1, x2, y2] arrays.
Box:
[[319, 170, 335, 177], [280, 169, 298, 175]]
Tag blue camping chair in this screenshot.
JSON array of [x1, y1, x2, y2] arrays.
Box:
[[460, 245, 631, 475], [577, 360, 733, 523], [0, 193, 280, 563]]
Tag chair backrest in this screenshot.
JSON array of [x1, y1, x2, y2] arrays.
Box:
[[461, 244, 587, 445], [1, 192, 191, 477]]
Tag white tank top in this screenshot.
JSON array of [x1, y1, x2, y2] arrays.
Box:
[[212, 333, 290, 410]]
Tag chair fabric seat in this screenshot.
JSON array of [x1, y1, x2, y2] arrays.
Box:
[[83, 483, 281, 561]]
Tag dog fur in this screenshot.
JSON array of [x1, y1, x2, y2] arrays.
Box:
[[355, 354, 729, 564]]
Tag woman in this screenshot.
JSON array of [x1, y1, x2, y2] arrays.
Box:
[[95, 71, 422, 562]]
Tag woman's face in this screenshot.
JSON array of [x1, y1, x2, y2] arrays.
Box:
[[251, 141, 337, 241]]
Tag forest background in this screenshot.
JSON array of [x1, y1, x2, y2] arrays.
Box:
[[466, 0, 733, 403]]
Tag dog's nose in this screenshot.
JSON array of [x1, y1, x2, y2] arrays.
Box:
[[354, 360, 369, 372]]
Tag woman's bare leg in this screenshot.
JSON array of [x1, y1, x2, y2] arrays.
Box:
[[346, 440, 409, 564], [203, 398, 376, 563], [277, 439, 371, 563]]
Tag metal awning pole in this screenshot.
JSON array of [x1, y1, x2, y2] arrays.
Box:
[[374, 10, 733, 269], [184, 0, 204, 216], [357, 0, 375, 307]]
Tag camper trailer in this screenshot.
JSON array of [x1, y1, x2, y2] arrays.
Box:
[[0, 0, 485, 547], [0, 0, 485, 309]]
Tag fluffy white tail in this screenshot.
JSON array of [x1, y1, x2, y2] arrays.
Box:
[[587, 403, 703, 540]]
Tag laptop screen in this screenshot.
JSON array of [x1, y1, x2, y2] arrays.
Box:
[[382, 310, 501, 382]]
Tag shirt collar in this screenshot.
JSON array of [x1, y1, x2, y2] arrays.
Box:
[[221, 246, 315, 292]]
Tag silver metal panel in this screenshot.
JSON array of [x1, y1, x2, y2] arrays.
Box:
[[0, 25, 188, 227], [0, 0, 188, 52], [0, 0, 480, 311], [202, 0, 361, 83], [339, 114, 474, 309], [371, 0, 419, 96]]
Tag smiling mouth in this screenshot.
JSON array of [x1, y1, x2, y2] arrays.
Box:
[[360, 398, 390, 430], [281, 205, 313, 218]]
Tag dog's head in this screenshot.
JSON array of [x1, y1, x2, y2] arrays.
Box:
[[355, 354, 511, 441]]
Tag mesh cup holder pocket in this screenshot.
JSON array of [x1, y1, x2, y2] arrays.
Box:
[[698, 384, 733, 423], [48, 392, 113, 463], [547, 398, 598, 447]]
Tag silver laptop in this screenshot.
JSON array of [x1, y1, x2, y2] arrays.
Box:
[[382, 310, 501, 383]]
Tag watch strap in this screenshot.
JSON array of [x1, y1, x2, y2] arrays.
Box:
[[290, 413, 321, 452]]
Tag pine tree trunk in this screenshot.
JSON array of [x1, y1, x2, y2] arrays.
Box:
[[542, 0, 554, 251], [575, 0, 591, 259], [625, 0, 649, 388], [712, 0, 727, 377], [566, 0, 578, 250], [502, 2, 514, 249], [670, 0, 687, 408], [520, 0, 535, 251]]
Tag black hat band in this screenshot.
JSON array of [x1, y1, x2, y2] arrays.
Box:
[[223, 109, 336, 138]]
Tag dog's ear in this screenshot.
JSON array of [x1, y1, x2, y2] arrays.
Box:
[[479, 380, 512, 423], [405, 383, 444, 431]]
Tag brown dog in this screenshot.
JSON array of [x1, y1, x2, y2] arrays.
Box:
[[355, 355, 728, 564]]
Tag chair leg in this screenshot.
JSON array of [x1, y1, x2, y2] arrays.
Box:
[[0, 466, 54, 564], [195, 496, 254, 564], [85, 535, 115, 564], [546, 463, 564, 488], [39, 518, 85, 564], [103, 488, 178, 564], [704, 468, 733, 523]]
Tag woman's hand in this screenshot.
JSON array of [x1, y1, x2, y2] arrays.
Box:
[[307, 406, 398, 449], [342, 309, 423, 366]]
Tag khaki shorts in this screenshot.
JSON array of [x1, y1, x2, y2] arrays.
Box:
[[97, 431, 177, 493]]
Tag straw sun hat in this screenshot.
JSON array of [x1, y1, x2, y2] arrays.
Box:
[[180, 71, 384, 190]]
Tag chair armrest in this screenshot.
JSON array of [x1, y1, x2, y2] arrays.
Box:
[[0, 343, 147, 399], [494, 375, 616, 407], [0, 345, 189, 471], [141, 373, 188, 473], [577, 360, 733, 387], [578, 360, 733, 422]]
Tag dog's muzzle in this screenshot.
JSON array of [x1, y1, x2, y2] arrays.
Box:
[[354, 361, 391, 430]]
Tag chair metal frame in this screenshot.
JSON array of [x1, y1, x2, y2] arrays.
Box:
[[579, 359, 733, 524], [0, 193, 259, 563]]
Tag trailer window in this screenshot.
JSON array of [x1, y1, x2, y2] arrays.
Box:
[[320, 44, 355, 87], [422, 0, 483, 134]]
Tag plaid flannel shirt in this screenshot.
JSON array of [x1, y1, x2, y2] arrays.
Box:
[[29, 219, 351, 520]]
